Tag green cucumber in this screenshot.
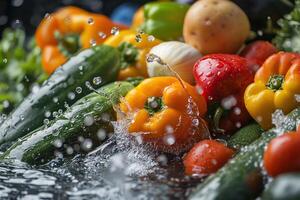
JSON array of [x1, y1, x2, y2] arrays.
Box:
[[189, 108, 300, 200], [1, 81, 134, 165], [0, 45, 120, 145], [262, 173, 300, 200], [228, 123, 263, 150]]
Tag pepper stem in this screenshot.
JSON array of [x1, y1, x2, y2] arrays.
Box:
[[266, 75, 284, 91], [55, 31, 81, 57], [144, 96, 164, 115], [118, 42, 139, 69], [212, 106, 225, 134]]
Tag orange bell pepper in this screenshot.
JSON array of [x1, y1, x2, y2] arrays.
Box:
[[35, 6, 127, 74], [119, 77, 208, 154]]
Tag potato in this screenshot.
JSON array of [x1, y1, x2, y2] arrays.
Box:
[[183, 0, 250, 54]]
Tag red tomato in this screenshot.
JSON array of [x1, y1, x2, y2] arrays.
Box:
[[240, 41, 278, 72], [183, 140, 234, 175], [263, 132, 300, 177]]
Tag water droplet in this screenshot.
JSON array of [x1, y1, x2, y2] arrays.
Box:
[[53, 97, 58, 103], [157, 154, 168, 166], [221, 95, 237, 110], [44, 111, 51, 118], [233, 107, 241, 115], [235, 122, 241, 128], [19, 115, 24, 121], [2, 58, 7, 63], [147, 35, 155, 42], [68, 92, 75, 100], [93, 76, 102, 85], [53, 139, 63, 148], [89, 39, 96, 46], [97, 129, 106, 141], [111, 27, 119, 35], [135, 34, 142, 43], [196, 85, 203, 95], [163, 134, 175, 145], [66, 146, 74, 155], [165, 125, 174, 134], [78, 65, 83, 71], [3, 100, 9, 108], [206, 71, 213, 77], [81, 139, 93, 151], [87, 17, 94, 25], [75, 87, 82, 94], [98, 32, 106, 39], [84, 115, 94, 126]]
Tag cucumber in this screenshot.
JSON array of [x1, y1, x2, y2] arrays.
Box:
[[262, 173, 300, 200], [1, 81, 134, 165], [0, 45, 120, 145], [189, 108, 300, 200], [228, 123, 263, 150]]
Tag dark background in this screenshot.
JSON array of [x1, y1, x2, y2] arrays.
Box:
[[0, 0, 294, 36]]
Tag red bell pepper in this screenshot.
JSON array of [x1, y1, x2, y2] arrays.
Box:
[[193, 54, 254, 134]]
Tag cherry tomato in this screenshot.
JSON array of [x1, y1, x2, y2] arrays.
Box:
[[240, 40, 278, 72], [183, 140, 235, 175], [263, 132, 300, 177]]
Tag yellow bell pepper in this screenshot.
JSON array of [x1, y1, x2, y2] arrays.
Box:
[[244, 52, 300, 130], [119, 77, 208, 154], [104, 30, 161, 80]]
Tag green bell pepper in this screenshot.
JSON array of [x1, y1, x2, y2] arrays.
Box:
[[141, 2, 190, 41]]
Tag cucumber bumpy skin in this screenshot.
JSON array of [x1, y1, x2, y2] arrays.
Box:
[[189, 108, 300, 200], [0, 45, 120, 145], [1, 82, 134, 165]]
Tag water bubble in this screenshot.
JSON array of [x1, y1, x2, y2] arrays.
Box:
[[87, 17, 94, 25], [75, 87, 82, 94], [221, 95, 237, 110], [81, 139, 93, 151], [135, 34, 142, 43], [3, 100, 9, 108], [163, 134, 175, 145], [93, 76, 102, 85], [52, 111, 58, 118], [53, 139, 63, 148], [147, 35, 155, 42], [68, 92, 75, 100], [58, 109, 63, 114], [97, 129, 106, 141], [84, 115, 94, 126], [98, 32, 107, 39], [43, 119, 50, 125], [111, 27, 119, 35]]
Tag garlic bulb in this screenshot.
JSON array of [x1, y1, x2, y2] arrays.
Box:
[[147, 41, 202, 84]]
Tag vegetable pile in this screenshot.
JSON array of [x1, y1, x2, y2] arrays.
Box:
[[1, 0, 300, 199]]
